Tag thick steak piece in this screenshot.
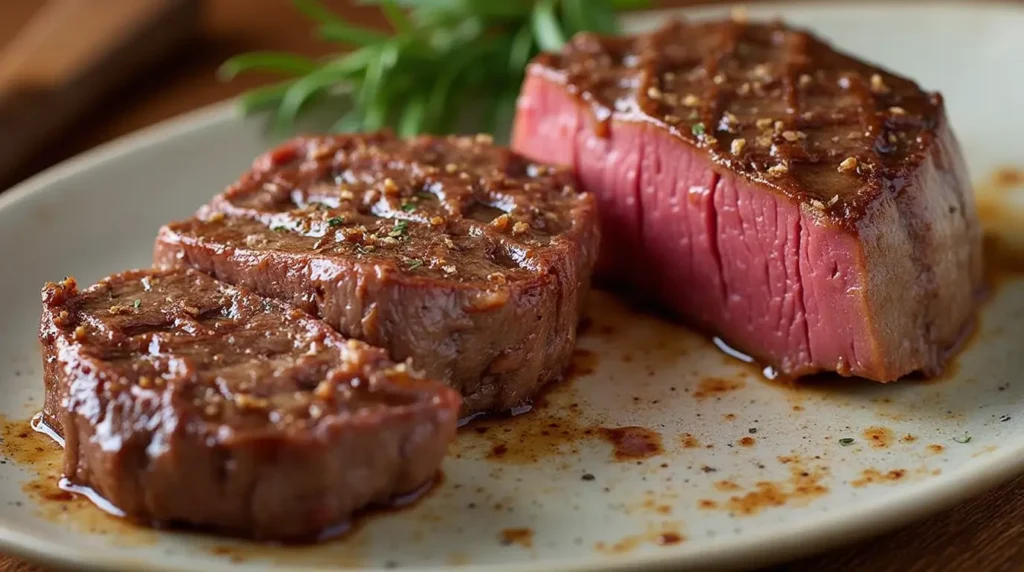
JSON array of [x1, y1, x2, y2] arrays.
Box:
[[154, 133, 599, 416], [39, 269, 461, 540], [512, 19, 982, 381]]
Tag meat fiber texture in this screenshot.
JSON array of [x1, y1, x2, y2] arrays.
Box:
[[39, 269, 461, 540], [511, 20, 983, 381], [154, 133, 599, 416]]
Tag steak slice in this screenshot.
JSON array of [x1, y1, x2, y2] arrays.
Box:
[[39, 269, 461, 540], [154, 133, 599, 416], [512, 19, 982, 381]]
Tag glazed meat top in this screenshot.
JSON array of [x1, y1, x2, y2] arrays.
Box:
[[199, 132, 597, 286], [532, 18, 947, 222], [40, 269, 455, 441]]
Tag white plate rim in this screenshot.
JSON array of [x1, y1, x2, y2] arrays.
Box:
[[1, 3, 1023, 570]]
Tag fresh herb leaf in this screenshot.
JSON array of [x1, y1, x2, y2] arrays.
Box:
[[406, 258, 424, 270], [224, 0, 649, 135], [531, 0, 567, 52], [272, 225, 288, 232], [218, 52, 320, 80], [388, 219, 409, 237], [133, 299, 141, 309], [327, 216, 344, 227], [401, 202, 416, 212], [999, 414, 1011, 422], [952, 433, 972, 444], [748, 428, 757, 434], [691, 122, 706, 136], [839, 438, 855, 446]]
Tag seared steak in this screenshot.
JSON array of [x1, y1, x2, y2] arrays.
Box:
[[154, 133, 599, 415], [39, 269, 460, 540], [512, 19, 982, 381]]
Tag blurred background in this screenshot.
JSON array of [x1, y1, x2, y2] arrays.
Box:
[[0, 2, 1022, 572], [0, 0, 717, 191]]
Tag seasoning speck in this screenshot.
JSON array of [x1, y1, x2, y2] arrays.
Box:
[[953, 433, 972, 444], [889, 106, 907, 116], [870, 73, 889, 93], [133, 299, 141, 309], [406, 259, 424, 270], [691, 123, 706, 137], [767, 163, 789, 177], [839, 438, 855, 446], [327, 216, 344, 227], [388, 220, 409, 238], [748, 428, 757, 434], [999, 415, 1011, 422], [731, 138, 747, 156], [839, 157, 858, 173], [581, 473, 595, 482]]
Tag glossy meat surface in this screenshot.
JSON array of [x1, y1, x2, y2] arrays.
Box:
[[512, 19, 982, 381], [39, 269, 460, 540], [155, 133, 600, 415]]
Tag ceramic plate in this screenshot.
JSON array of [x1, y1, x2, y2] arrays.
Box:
[[1, 3, 1022, 571]]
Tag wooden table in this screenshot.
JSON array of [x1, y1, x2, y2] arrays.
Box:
[[1, 1, 1022, 570]]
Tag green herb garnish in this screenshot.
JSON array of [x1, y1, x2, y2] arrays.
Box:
[[691, 122, 706, 137], [133, 299, 141, 309], [839, 438, 855, 446], [406, 258, 424, 270], [327, 216, 344, 227], [388, 219, 409, 237], [953, 433, 972, 444], [219, 0, 649, 136], [416, 192, 434, 201], [748, 428, 757, 434], [272, 225, 288, 232], [401, 202, 416, 212]]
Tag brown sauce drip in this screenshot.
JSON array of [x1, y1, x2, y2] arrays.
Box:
[[458, 345, 664, 465], [862, 426, 894, 449], [594, 523, 686, 554], [851, 468, 907, 488], [0, 413, 439, 549], [977, 166, 1024, 283], [499, 527, 534, 548], [0, 414, 157, 545], [597, 427, 664, 461]]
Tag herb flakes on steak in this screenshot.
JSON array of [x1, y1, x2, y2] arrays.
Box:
[[512, 19, 982, 381], [154, 133, 600, 416], [39, 269, 460, 541]]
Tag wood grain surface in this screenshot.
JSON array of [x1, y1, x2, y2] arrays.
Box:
[[1, 1, 1021, 571]]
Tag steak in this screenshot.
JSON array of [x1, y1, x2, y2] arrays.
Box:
[[39, 269, 461, 540], [154, 133, 599, 416], [512, 19, 982, 381]]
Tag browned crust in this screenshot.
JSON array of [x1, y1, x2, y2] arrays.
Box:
[[38, 270, 461, 540], [529, 18, 946, 230]]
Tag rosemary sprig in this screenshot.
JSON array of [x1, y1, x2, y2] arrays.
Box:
[[219, 0, 649, 136]]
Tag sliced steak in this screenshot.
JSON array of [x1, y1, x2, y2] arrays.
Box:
[[512, 19, 982, 381], [39, 269, 461, 540], [154, 133, 599, 416]]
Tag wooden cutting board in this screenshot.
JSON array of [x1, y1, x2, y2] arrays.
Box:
[[0, 0, 200, 188]]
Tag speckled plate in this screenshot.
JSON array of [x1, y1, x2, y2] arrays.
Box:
[[1, 3, 1023, 571]]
